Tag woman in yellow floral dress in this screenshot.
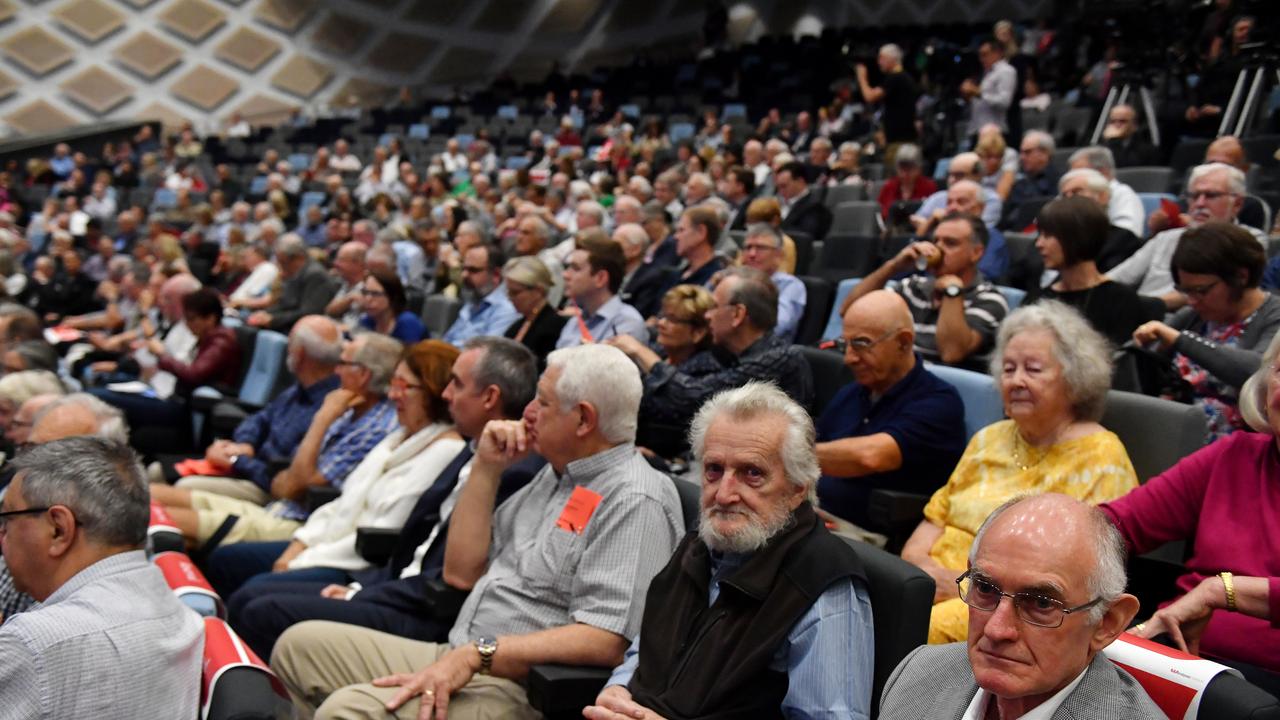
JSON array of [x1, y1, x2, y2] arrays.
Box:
[[901, 300, 1139, 643]]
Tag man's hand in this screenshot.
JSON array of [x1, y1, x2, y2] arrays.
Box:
[[475, 419, 531, 472], [605, 335, 660, 373], [1133, 321, 1178, 350], [90, 360, 119, 374], [583, 685, 668, 720], [247, 311, 272, 328], [372, 644, 481, 720], [320, 584, 351, 600], [892, 241, 939, 274], [855, 63, 868, 80]]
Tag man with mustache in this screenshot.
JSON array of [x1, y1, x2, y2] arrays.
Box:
[[584, 382, 875, 720], [879, 494, 1163, 720]]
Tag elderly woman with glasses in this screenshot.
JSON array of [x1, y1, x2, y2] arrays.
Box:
[[1102, 333, 1280, 689], [358, 269, 426, 343], [901, 301, 1139, 644], [502, 256, 565, 363], [1132, 222, 1280, 439]]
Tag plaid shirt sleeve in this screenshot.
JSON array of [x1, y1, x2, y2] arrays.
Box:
[[315, 400, 400, 488]]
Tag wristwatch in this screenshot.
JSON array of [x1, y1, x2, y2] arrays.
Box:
[[474, 636, 498, 675], [942, 284, 963, 299]]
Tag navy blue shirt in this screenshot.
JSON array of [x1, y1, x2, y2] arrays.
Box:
[[815, 358, 966, 526], [231, 374, 342, 491]]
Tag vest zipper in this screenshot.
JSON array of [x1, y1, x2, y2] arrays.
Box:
[[668, 609, 728, 687]]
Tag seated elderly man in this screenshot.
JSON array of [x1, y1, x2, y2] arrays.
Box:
[[816, 291, 966, 527], [584, 383, 874, 719], [1108, 162, 1265, 310], [248, 234, 339, 332], [740, 223, 807, 342], [271, 344, 685, 719], [168, 315, 342, 503], [0, 437, 204, 717], [879, 494, 1162, 720], [842, 213, 1009, 367], [1066, 146, 1146, 239], [912, 152, 1004, 233], [611, 267, 814, 431], [150, 332, 401, 555]]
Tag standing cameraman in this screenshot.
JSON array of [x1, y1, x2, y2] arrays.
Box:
[[856, 44, 920, 168]]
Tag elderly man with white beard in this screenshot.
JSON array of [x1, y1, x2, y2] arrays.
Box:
[[583, 382, 875, 720]]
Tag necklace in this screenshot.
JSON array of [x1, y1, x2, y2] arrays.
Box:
[[1012, 430, 1047, 472]]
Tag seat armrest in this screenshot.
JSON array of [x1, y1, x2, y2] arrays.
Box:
[[866, 490, 930, 554], [422, 577, 470, 624], [355, 527, 399, 566], [305, 486, 341, 514], [526, 664, 612, 720], [189, 386, 224, 412]]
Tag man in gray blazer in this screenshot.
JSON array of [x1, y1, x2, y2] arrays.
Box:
[[879, 494, 1164, 719]]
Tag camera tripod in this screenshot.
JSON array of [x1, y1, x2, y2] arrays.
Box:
[[1218, 58, 1280, 137], [1091, 71, 1161, 147]]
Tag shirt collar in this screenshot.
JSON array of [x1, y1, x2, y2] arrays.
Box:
[[560, 442, 636, 485], [35, 550, 148, 609], [963, 665, 1089, 720], [299, 374, 341, 401], [583, 294, 623, 322]]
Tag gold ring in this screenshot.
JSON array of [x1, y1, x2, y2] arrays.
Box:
[[425, 690, 435, 696], [1133, 623, 1146, 632]]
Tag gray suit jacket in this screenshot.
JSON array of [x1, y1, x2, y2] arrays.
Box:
[[878, 643, 1165, 720]]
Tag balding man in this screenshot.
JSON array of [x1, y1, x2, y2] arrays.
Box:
[[913, 152, 1004, 232], [170, 316, 342, 504], [1109, 162, 1265, 309], [815, 291, 965, 526], [1067, 146, 1145, 238], [324, 241, 369, 329], [880, 494, 1161, 720], [1001, 130, 1061, 229], [249, 234, 339, 332], [616, 223, 671, 319]]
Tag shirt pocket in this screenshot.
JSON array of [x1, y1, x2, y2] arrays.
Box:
[[517, 525, 584, 604]]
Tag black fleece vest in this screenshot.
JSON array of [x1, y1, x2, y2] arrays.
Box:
[[627, 503, 867, 720]]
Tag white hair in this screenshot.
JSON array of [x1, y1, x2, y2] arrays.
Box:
[[628, 176, 653, 198], [35, 392, 129, 445], [1240, 331, 1280, 432], [688, 381, 819, 501], [1058, 168, 1110, 196], [989, 301, 1112, 421], [614, 223, 649, 249], [1189, 162, 1246, 196], [545, 344, 641, 444], [1023, 130, 1056, 153], [1068, 146, 1116, 175], [576, 200, 606, 224], [880, 43, 903, 62], [687, 172, 713, 192], [0, 370, 65, 408]]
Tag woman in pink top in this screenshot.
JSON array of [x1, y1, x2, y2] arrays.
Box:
[[1102, 332, 1280, 689]]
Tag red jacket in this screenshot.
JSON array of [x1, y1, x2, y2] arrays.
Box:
[[158, 325, 240, 394]]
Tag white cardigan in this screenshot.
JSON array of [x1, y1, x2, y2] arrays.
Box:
[[289, 422, 465, 572]]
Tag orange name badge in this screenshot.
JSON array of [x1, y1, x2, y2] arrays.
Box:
[[555, 486, 603, 535]]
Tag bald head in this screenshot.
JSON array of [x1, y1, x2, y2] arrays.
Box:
[[29, 403, 98, 443], [946, 180, 985, 216], [9, 394, 59, 446], [841, 290, 916, 394], [846, 289, 912, 335], [336, 241, 367, 262], [1205, 136, 1248, 171]]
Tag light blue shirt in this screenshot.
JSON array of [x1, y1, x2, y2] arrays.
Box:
[[554, 295, 649, 349], [392, 240, 427, 291], [915, 187, 1003, 229], [442, 285, 521, 347], [772, 272, 808, 343], [605, 550, 875, 719]]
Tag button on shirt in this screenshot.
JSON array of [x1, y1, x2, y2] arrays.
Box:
[[555, 295, 649, 348], [231, 374, 342, 490], [0, 550, 204, 720], [448, 443, 684, 646], [772, 271, 808, 342], [442, 285, 521, 347], [606, 551, 876, 720]]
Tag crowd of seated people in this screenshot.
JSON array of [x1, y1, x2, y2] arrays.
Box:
[[0, 12, 1279, 717]]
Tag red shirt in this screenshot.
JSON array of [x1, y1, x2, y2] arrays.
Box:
[[878, 175, 937, 217]]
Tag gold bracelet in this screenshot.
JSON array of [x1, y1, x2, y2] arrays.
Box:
[[1219, 571, 1237, 612]]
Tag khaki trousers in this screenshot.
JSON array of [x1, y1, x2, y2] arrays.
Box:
[[175, 475, 271, 505], [187, 491, 300, 545], [272, 621, 541, 720]]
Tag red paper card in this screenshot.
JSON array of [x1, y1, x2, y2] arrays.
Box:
[[555, 486, 603, 534]]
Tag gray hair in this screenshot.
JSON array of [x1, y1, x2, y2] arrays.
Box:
[[10, 341, 58, 373], [744, 222, 783, 248], [352, 332, 403, 395], [1068, 146, 1116, 175], [1023, 130, 1056, 154], [880, 43, 903, 63], [989, 301, 1112, 421], [896, 143, 923, 167], [35, 392, 129, 445], [687, 172, 713, 193], [969, 495, 1129, 623], [1058, 168, 1110, 196], [275, 233, 308, 259], [291, 318, 342, 365], [717, 266, 778, 331], [259, 217, 285, 237], [614, 223, 649, 250], [688, 381, 820, 501], [628, 176, 653, 198], [1240, 330, 1280, 432], [545, 344, 641, 444], [12, 437, 148, 547], [463, 336, 539, 419], [1189, 162, 1246, 196], [0, 370, 65, 409], [576, 200, 606, 225]]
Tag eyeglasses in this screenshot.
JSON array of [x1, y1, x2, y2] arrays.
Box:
[[833, 328, 897, 355], [336, 359, 366, 370], [461, 265, 488, 275], [742, 242, 780, 253], [956, 570, 1103, 628], [360, 288, 386, 298], [1176, 279, 1220, 298], [390, 376, 423, 393], [1183, 190, 1234, 203], [0, 506, 50, 531]]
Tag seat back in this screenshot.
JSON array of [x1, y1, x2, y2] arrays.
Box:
[[926, 364, 1003, 440], [422, 295, 463, 339], [789, 231, 815, 276], [838, 536, 934, 719], [996, 285, 1026, 311], [1099, 390, 1206, 482], [817, 235, 879, 281], [1115, 166, 1175, 194], [822, 277, 861, 341], [148, 502, 185, 555], [238, 330, 288, 407], [823, 183, 865, 209], [1103, 633, 1280, 720], [794, 275, 833, 346], [672, 477, 701, 530], [798, 346, 853, 417], [154, 551, 225, 619], [830, 201, 882, 237], [201, 617, 291, 720]]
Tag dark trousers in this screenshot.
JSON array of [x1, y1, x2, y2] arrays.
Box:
[[203, 540, 291, 598], [227, 579, 446, 660]]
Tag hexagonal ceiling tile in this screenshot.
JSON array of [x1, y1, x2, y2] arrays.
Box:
[[270, 53, 333, 99], [6, 99, 79, 135], [214, 24, 281, 72], [170, 63, 238, 111], [113, 30, 184, 80], [52, 0, 126, 43], [1, 26, 76, 77], [158, 0, 227, 43], [254, 0, 313, 34], [60, 65, 134, 114]]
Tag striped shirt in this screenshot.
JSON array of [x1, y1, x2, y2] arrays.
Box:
[[0, 551, 204, 719], [897, 274, 1008, 363], [448, 443, 685, 646]]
